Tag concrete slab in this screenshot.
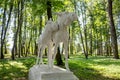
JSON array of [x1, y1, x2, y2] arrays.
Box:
[[28, 65, 79, 80]]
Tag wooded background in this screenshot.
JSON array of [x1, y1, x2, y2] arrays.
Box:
[[0, 0, 120, 62]]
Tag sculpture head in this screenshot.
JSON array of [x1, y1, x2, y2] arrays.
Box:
[[55, 12, 78, 27], [69, 12, 78, 21], [64, 12, 78, 26]]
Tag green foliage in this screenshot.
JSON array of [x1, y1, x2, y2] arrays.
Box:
[[113, 0, 120, 15], [0, 0, 120, 59]]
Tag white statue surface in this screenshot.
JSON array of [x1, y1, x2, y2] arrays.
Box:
[[36, 12, 78, 70], [29, 12, 78, 80], [52, 12, 78, 70], [36, 19, 58, 68]]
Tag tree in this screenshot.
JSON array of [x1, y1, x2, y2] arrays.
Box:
[[0, 0, 119, 60], [0, 0, 7, 59], [108, 0, 119, 59], [12, 1, 20, 60], [75, 0, 88, 59]]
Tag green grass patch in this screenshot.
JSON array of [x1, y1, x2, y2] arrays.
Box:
[[0, 57, 36, 80], [69, 55, 120, 80], [0, 55, 120, 80]]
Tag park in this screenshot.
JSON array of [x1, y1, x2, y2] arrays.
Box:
[[0, 0, 120, 80]]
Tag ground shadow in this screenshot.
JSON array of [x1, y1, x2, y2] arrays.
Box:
[[69, 62, 120, 80], [0, 57, 35, 80]]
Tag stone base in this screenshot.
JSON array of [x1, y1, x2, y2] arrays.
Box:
[[28, 65, 79, 80]]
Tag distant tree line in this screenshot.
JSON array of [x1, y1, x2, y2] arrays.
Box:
[[0, 0, 120, 63]]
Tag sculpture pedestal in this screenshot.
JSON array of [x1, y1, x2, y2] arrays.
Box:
[[28, 65, 79, 80]]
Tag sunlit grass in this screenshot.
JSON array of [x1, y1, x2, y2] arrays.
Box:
[[69, 55, 120, 80], [0, 57, 35, 80], [91, 59, 120, 79], [0, 55, 120, 80]]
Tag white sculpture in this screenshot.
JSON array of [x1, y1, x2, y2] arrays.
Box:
[[36, 12, 78, 70], [52, 12, 78, 70], [36, 19, 58, 68]]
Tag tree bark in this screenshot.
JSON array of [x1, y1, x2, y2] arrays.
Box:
[[108, 0, 119, 59], [80, 1, 88, 59], [90, 14, 94, 56], [69, 24, 74, 55], [12, 1, 21, 60], [47, 1, 52, 20], [0, 1, 7, 59], [39, 16, 42, 35], [18, 0, 24, 58], [56, 47, 64, 66]]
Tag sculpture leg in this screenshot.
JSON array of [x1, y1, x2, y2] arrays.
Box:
[[39, 46, 45, 65], [48, 44, 53, 68], [52, 43, 59, 66], [64, 42, 70, 71], [36, 45, 41, 65]]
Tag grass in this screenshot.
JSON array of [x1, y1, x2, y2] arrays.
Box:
[[0, 57, 35, 80], [0, 55, 120, 80], [69, 55, 120, 80]]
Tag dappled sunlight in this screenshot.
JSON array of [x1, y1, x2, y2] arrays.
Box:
[[85, 57, 120, 79], [92, 64, 120, 79], [3, 76, 9, 80], [69, 55, 120, 80], [8, 61, 27, 69], [0, 59, 31, 80], [0, 64, 3, 70]]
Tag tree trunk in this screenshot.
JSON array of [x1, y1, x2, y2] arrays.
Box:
[[79, 25, 86, 57], [3, 2, 13, 55], [0, 1, 7, 59], [90, 14, 94, 56], [56, 47, 64, 65], [84, 26, 88, 59], [12, 1, 20, 60], [39, 16, 42, 35], [26, 31, 32, 57], [18, 0, 24, 58], [23, 2, 27, 56], [80, 1, 88, 59], [47, 1, 52, 20], [69, 24, 74, 55], [108, 0, 119, 59]]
